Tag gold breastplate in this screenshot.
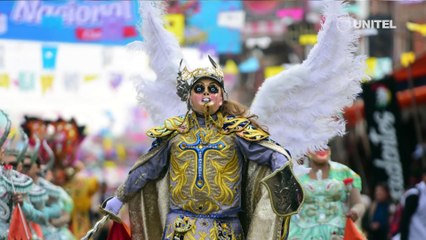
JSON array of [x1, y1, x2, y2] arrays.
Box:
[[169, 127, 241, 215]]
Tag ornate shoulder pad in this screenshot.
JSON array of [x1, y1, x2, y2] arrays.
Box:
[[146, 115, 187, 138], [223, 115, 269, 141]]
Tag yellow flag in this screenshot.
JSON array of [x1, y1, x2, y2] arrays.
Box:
[[400, 52, 415, 68], [299, 34, 317, 46], [165, 14, 185, 44], [265, 66, 285, 79], [366, 57, 377, 78], [41, 74, 54, 93], [406, 22, 426, 36], [0, 74, 10, 88], [84, 74, 98, 82], [224, 59, 239, 75]]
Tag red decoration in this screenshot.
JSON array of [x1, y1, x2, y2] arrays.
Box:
[[343, 178, 354, 186], [4, 164, 12, 171]]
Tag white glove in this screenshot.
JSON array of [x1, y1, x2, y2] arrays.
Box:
[[104, 196, 123, 215]]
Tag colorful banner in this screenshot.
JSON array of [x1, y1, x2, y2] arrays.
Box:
[[165, 14, 185, 45], [41, 74, 54, 93], [63, 72, 80, 92], [276, 8, 304, 21], [84, 74, 98, 82], [0, 1, 241, 52], [183, 1, 242, 54], [18, 72, 35, 91], [0, 73, 10, 88], [362, 77, 408, 201], [42, 45, 58, 70], [109, 73, 123, 90], [239, 57, 259, 73], [0, 1, 139, 45]]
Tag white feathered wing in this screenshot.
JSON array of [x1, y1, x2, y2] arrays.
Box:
[[130, 1, 186, 124], [250, 1, 368, 161]]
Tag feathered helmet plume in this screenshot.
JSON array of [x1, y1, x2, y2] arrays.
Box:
[[176, 55, 225, 102]]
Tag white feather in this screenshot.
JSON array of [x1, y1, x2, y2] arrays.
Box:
[[250, 0, 368, 160], [131, 1, 186, 124]]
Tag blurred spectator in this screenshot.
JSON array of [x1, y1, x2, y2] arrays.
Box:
[[399, 167, 426, 240], [364, 182, 392, 240]]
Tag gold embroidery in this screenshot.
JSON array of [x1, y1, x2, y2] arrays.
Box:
[[210, 227, 216, 239], [170, 152, 190, 201], [222, 116, 269, 141], [169, 115, 242, 215], [235, 124, 269, 141], [222, 117, 250, 134], [212, 153, 240, 205], [199, 231, 208, 240], [146, 115, 188, 138]]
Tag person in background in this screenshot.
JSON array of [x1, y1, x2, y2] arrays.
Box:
[[365, 182, 392, 240], [288, 146, 366, 240], [400, 167, 426, 240]]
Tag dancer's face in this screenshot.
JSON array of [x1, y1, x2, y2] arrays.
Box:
[[308, 148, 331, 165], [21, 157, 39, 179], [3, 154, 18, 169], [190, 78, 223, 115]]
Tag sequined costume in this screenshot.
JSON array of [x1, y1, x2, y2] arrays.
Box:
[[37, 177, 75, 240], [115, 112, 304, 239], [288, 161, 362, 240], [0, 166, 49, 239]]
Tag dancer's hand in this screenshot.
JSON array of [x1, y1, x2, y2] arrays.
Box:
[[346, 209, 359, 222], [12, 193, 23, 206], [104, 196, 124, 215]]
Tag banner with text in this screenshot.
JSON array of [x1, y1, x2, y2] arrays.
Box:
[[362, 77, 407, 201]]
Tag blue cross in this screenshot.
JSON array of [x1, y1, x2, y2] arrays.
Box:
[[179, 132, 225, 189]]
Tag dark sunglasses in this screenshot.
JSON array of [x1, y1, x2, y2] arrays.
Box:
[[8, 161, 18, 169], [193, 84, 220, 94], [22, 163, 32, 171]]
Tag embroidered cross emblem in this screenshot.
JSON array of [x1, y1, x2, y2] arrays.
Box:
[[179, 132, 225, 188]]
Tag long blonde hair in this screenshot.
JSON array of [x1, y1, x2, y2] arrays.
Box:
[[220, 100, 268, 133]]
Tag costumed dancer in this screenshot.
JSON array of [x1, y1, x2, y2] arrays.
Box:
[[22, 116, 84, 239], [0, 111, 48, 239], [21, 137, 75, 240], [90, 1, 305, 240]]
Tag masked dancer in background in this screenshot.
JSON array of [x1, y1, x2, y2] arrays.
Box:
[[20, 138, 75, 240], [0, 111, 50, 239]]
